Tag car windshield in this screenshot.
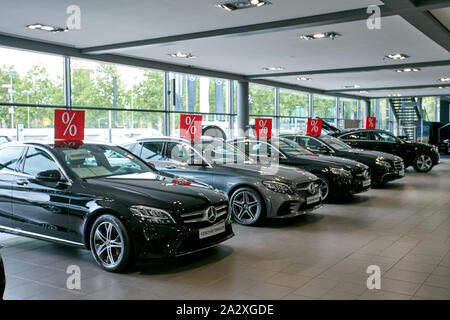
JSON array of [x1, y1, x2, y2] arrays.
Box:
[[53, 144, 152, 179], [278, 138, 314, 156], [198, 140, 253, 164], [320, 135, 352, 151]]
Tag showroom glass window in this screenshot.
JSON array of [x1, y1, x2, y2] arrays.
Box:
[[71, 58, 165, 142], [313, 94, 336, 126], [279, 89, 308, 134], [0, 146, 24, 173], [22, 147, 60, 177], [168, 73, 232, 138], [0, 47, 64, 129]]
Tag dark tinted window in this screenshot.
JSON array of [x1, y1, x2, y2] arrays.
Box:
[[23, 147, 59, 177], [0, 146, 24, 174], [298, 137, 323, 150], [341, 131, 372, 140], [141, 142, 164, 161], [124, 143, 141, 156], [373, 132, 397, 142], [0, 137, 10, 144]]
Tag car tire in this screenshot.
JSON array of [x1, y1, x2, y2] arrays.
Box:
[[315, 174, 331, 201], [412, 153, 434, 173], [230, 187, 264, 226], [90, 214, 134, 272]]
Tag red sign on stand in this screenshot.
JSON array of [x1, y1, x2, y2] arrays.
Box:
[[306, 118, 322, 137], [180, 114, 202, 142], [364, 116, 376, 129], [255, 118, 272, 139], [54, 110, 85, 141]]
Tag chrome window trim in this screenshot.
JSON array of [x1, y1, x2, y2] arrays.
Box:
[[1, 143, 72, 185]]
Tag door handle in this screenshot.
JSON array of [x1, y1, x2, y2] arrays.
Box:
[[16, 179, 29, 186], [165, 164, 177, 169]]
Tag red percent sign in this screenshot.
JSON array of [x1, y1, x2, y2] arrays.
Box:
[[54, 110, 85, 141], [306, 118, 322, 137], [180, 114, 202, 141], [255, 118, 272, 139], [364, 116, 376, 129]]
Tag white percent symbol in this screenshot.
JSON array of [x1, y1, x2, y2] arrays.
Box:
[[185, 116, 198, 136], [62, 112, 77, 137], [310, 119, 320, 133], [368, 117, 375, 127], [259, 119, 269, 136]]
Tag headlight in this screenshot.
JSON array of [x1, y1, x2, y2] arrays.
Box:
[[330, 167, 352, 178], [129, 205, 175, 224], [376, 160, 391, 169], [262, 181, 294, 194]]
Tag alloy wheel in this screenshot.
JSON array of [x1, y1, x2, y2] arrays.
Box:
[[416, 155, 432, 171], [93, 222, 124, 268], [231, 190, 261, 225], [319, 179, 329, 201]]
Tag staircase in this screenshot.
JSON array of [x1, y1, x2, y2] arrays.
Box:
[[389, 97, 422, 141]]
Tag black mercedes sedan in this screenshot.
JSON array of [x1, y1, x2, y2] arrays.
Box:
[[0, 142, 234, 272], [123, 137, 322, 226], [231, 137, 371, 202], [282, 134, 405, 185], [331, 129, 440, 173]]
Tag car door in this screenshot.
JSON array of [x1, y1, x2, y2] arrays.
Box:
[[12, 146, 73, 241], [162, 142, 213, 185], [0, 146, 25, 228], [296, 136, 333, 155], [372, 131, 403, 157], [339, 131, 374, 149]]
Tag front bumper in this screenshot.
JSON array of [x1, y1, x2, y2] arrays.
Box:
[[134, 218, 234, 260], [330, 174, 371, 196], [261, 185, 322, 219]]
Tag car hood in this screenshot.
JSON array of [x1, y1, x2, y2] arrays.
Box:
[[342, 149, 398, 162], [80, 172, 227, 213], [291, 154, 368, 171], [215, 162, 318, 184]]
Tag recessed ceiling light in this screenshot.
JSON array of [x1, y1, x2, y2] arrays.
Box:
[[262, 67, 285, 71], [169, 52, 196, 59], [296, 77, 311, 81], [26, 23, 68, 33], [388, 93, 403, 97], [359, 91, 369, 94], [439, 77, 450, 82], [217, 1, 270, 11], [299, 32, 340, 40], [344, 85, 360, 89], [395, 68, 420, 72], [385, 53, 409, 60]]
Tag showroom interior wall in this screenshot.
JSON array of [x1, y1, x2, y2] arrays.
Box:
[[0, 46, 442, 141]]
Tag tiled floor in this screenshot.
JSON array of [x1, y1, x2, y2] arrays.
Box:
[[1, 157, 449, 300]]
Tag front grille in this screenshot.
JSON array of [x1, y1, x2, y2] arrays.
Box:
[[356, 169, 370, 180], [180, 203, 228, 227], [394, 160, 404, 172], [296, 181, 320, 195]]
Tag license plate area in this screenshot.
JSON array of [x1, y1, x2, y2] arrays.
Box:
[[362, 179, 371, 187], [307, 194, 321, 205], [199, 222, 226, 239]]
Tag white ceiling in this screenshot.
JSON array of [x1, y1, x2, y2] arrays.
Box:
[[0, 0, 449, 98]]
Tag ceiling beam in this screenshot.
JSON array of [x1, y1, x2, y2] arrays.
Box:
[[326, 83, 449, 93], [0, 34, 366, 102], [81, 6, 396, 54], [382, 0, 450, 51], [247, 60, 450, 79], [414, 0, 450, 11]]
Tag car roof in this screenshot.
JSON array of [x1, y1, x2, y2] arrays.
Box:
[[135, 136, 224, 143], [0, 140, 117, 149], [337, 128, 391, 135]]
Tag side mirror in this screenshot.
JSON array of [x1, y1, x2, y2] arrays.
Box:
[[318, 145, 330, 153], [36, 170, 61, 182]]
